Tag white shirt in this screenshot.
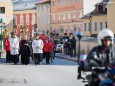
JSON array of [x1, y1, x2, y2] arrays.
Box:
[[10, 37, 19, 55], [32, 39, 44, 53]]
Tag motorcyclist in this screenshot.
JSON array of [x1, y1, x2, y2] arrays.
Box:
[[87, 29, 115, 68], [86, 29, 115, 86]]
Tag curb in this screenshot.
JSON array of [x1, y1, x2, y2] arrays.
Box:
[[55, 55, 78, 62]]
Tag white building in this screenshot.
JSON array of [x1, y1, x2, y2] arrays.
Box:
[[36, 0, 50, 35]]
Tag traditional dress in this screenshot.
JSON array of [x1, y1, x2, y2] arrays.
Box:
[[20, 40, 31, 65], [32, 39, 44, 65], [10, 37, 19, 64]]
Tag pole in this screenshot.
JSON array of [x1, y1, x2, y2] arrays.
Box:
[[89, 16, 92, 37], [77, 37, 81, 79], [0, 28, 2, 58], [1, 28, 2, 52], [78, 38, 80, 64]]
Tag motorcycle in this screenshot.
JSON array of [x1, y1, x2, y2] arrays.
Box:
[[84, 66, 115, 86], [79, 54, 115, 86]]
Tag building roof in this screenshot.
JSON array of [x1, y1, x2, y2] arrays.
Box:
[[13, 0, 41, 11], [35, 0, 49, 4], [82, 0, 108, 19], [81, 13, 91, 19]]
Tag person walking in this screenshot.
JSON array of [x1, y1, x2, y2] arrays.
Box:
[[43, 37, 52, 65], [70, 36, 76, 57], [32, 34, 44, 65], [49, 38, 56, 63], [20, 36, 31, 65], [10, 33, 19, 65], [4, 34, 11, 63]]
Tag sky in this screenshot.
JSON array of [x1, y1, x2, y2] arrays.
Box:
[[83, 0, 103, 15]]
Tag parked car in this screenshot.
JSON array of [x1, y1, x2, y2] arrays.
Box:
[[56, 44, 63, 53]]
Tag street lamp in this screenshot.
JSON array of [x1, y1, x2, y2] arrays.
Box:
[[89, 15, 92, 37], [0, 19, 6, 58], [77, 30, 83, 79]]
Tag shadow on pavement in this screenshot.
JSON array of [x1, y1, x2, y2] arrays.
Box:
[[0, 58, 77, 66]]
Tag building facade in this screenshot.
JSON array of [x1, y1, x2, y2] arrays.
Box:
[[0, 0, 13, 31], [82, 0, 108, 37], [50, 0, 83, 36], [36, 0, 50, 35], [13, 0, 38, 37], [107, 0, 115, 34]]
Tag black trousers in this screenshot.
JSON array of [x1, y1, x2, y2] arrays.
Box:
[[33, 53, 42, 64], [44, 52, 50, 64], [71, 46, 76, 57], [6, 51, 11, 63], [11, 55, 19, 64]]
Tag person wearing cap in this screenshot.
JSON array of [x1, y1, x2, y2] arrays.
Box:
[[87, 29, 115, 68], [86, 29, 115, 86], [10, 33, 19, 65]]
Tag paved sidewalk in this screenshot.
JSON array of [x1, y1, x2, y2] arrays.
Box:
[[55, 53, 78, 62]]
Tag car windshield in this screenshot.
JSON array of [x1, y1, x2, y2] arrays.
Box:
[[57, 44, 62, 47]]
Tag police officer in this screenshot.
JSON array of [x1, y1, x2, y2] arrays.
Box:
[[87, 29, 115, 67], [86, 29, 115, 86]]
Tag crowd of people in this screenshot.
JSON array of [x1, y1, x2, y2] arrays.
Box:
[[4, 33, 56, 65], [63, 36, 77, 57]]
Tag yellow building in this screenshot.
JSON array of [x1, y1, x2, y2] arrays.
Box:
[[107, 0, 115, 33], [0, 0, 13, 31], [82, 0, 108, 37]]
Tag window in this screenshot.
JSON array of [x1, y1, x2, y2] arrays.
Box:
[[62, 0, 65, 5], [0, 7, 5, 13], [94, 22, 97, 31], [88, 23, 91, 31], [52, 15, 55, 21], [58, 14, 60, 20], [46, 4, 49, 10], [39, 5, 43, 12], [64, 26, 67, 33], [20, 16, 23, 25], [52, 0, 55, 6], [13, 15, 17, 26], [78, 27, 80, 32], [100, 22, 103, 30], [72, 12, 75, 19], [78, 11, 83, 18], [72, 0, 75, 3], [47, 17, 50, 24], [78, 0, 82, 3], [62, 14, 65, 20], [67, 0, 70, 4], [26, 15, 29, 25], [38, 17, 40, 23], [84, 23, 86, 31], [70, 26, 73, 33], [32, 14, 35, 25], [43, 5, 46, 11], [67, 13, 71, 19], [60, 28, 64, 33], [58, 0, 60, 5]]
